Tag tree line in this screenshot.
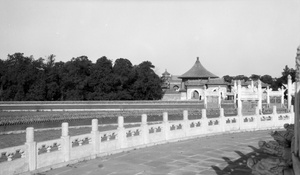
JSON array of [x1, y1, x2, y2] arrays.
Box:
[[223, 65, 296, 90], [0, 53, 163, 101]]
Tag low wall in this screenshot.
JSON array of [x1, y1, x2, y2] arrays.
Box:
[[0, 107, 294, 175]]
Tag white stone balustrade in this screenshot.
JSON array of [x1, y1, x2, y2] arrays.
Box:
[[0, 108, 295, 175]]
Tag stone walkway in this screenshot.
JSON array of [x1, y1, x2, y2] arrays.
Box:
[[40, 130, 274, 175]]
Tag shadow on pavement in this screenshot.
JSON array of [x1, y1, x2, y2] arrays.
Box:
[[211, 145, 270, 175]]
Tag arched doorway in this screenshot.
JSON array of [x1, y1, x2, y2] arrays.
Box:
[[192, 90, 199, 99]]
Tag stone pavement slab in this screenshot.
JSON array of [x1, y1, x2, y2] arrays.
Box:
[[40, 130, 274, 175]]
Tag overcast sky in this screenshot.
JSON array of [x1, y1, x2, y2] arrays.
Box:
[[1, 0, 300, 78]]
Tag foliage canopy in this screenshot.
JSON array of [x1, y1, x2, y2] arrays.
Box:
[[0, 53, 163, 101]]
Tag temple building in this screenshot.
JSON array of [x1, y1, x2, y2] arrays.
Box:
[[162, 57, 229, 100]]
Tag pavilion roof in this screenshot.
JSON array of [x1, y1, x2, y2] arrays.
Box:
[[179, 57, 218, 79]]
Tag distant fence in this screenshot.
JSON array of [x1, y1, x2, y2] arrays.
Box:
[[0, 106, 294, 175]]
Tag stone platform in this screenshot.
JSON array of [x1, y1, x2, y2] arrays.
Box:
[[39, 130, 274, 175]]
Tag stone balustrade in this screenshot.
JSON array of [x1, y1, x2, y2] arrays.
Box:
[[0, 107, 295, 175]]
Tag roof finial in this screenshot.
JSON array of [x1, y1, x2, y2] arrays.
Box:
[[196, 57, 199, 61]]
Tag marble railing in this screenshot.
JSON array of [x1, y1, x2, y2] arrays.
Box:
[[0, 106, 294, 175]]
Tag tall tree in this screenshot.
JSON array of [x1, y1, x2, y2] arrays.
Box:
[[88, 56, 115, 100], [233, 75, 249, 82], [113, 58, 134, 100], [223, 75, 234, 83], [249, 74, 260, 81], [132, 61, 163, 100], [61, 56, 92, 100], [260, 74, 273, 86]]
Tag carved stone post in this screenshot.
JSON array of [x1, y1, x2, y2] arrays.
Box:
[[117, 116, 126, 149], [288, 75, 292, 110], [290, 105, 295, 123], [220, 108, 225, 132], [258, 80, 262, 111], [202, 109, 208, 134], [25, 127, 36, 171], [91, 119, 100, 156], [204, 87, 207, 109], [281, 86, 285, 107], [163, 112, 169, 140], [267, 86, 270, 107], [183, 110, 189, 136], [218, 88, 221, 108], [272, 106, 279, 128], [237, 80, 242, 109], [61, 122, 70, 162], [273, 105, 277, 115], [141, 114, 149, 144], [233, 80, 237, 107], [255, 106, 260, 115]]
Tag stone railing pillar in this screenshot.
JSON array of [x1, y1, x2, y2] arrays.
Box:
[[220, 108, 225, 132], [281, 87, 285, 107], [290, 105, 295, 123], [117, 116, 126, 149], [237, 107, 242, 116], [218, 91, 222, 108], [141, 114, 149, 144], [258, 80, 262, 110], [201, 109, 208, 133], [91, 119, 100, 156], [272, 106, 281, 127], [203, 86, 207, 108], [273, 105, 277, 115], [255, 106, 260, 115], [183, 110, 189, 136], [287, 75, 292, 110], [291, 105, 294, 114], [220, 108, 224, 117], [266, 87, 270, 107], [163, 112, 169, 140], [61, 122, 70, 162], [25, 127, 36, 171], [237, 107, 243, 130]]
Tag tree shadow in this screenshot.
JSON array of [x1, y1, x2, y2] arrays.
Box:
[[211, 145, 270, 175]]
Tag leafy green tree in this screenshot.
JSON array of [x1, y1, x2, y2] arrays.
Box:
[[260, 75, 273, 85], [2, 53, 38, 100], [132, 61, 163, 100], [61, 56, 92, 100], [88, 56, 115, 100], [223, 75, 234, 83], [233, 75, 249, 82], [25, 57, 47, 100], [44, 56, 64, 101], [281, 65, 296, 84], [249, 74, 260, 81], [0, 59, 6, 101], [112, 58, 135, 100]]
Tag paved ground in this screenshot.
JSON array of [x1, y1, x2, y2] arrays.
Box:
[[40, 130, 274, 175]]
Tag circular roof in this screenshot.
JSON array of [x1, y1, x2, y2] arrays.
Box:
[[179, 57, 218, 79]]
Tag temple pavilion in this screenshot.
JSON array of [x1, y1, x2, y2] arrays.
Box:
[[162, 57, 229, 100]]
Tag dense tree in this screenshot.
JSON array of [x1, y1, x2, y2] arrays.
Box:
[[233, 75, 249, 82], [112, 58, 134, 100], [132, 61, 163, 100], [4, 52, 296, 101], [88, 56, 115, 100], [260, 75, 273, 85], [223, 75, 234, 83], [61, 56, 92, 100], [249, 74, 260, 81], [281, 65, 296, 84]]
